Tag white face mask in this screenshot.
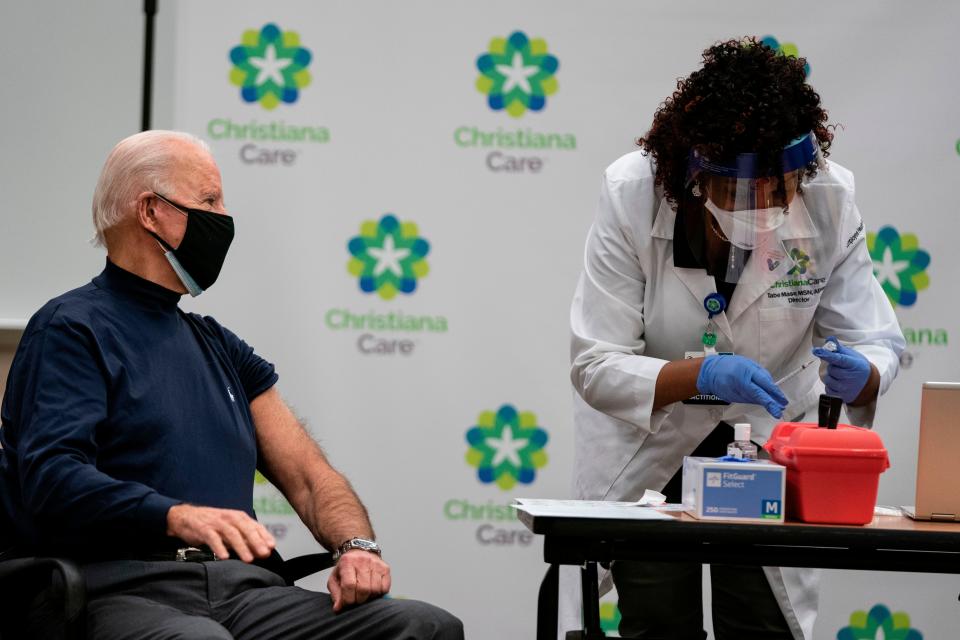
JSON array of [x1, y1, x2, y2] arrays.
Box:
[[704, 198, 787, 250]]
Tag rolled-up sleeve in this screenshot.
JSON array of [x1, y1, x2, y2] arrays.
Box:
[[570, 173, 672, 433]]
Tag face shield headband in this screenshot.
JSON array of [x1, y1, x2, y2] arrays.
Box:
[[686, 132, 820, 183]]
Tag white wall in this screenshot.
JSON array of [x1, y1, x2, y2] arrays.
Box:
[[0, 1, 150, 321]]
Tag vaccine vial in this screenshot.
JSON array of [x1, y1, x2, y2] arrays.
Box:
[[727, 423, 758, 460]]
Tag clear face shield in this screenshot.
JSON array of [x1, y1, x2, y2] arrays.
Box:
[[688, 133, 820, 282]]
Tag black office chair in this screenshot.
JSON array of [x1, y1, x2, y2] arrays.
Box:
[[0, 543, 334, 640], [0, 552, 86, 640]]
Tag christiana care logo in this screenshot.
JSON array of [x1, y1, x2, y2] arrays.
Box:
[[326, 214, 446, 357], [868, 226, 931, 307], [867, 226, 944, 364], [455, 30, 575, 174], [230, 23, 312, 110], [761, 35, 811, 77], [347, 214, 430, 300], [476, 31, 559, 118], [441, 404, 547, 549], [599, 601, 621, 634], [786, 247, 812, 276], [251, 471, 292, 541], [837, 603, 923, 639], [465, 404, 548, 490], [209, 23, 329, 167]]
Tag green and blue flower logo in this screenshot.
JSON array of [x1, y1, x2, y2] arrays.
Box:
[[787, 247, 812, 276], [230, 23, 312, 110], [465, 404, 548, 490], [837, 604, 923, 639], [761, 35, 810, 77], [347, 214, 430, 300], [867, 226, 931, 307], [476, 31, 559, 118], [599, 602, 622, 634]]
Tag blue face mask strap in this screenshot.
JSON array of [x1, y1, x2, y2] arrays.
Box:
[[164, 251, 205, 297], [146, 222, 206, 298], [687, 132, 818, 181]]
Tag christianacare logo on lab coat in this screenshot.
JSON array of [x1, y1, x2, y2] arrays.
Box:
[[786, 247, 812, 276], [465, 404, 548, 490], [760, 35, 810, 77], [475, 31, 559, 118], [867, 226, 931, 308], [599, 601, 621, 634], [347, 214, 430, 300], [229, 23, 312, 110], [837, 603, 923, 639]]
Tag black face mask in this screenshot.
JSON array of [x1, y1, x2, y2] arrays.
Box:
[[150, 192, 235, 296]]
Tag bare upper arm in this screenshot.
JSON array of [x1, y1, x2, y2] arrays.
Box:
[[250, 386, 329, 498]]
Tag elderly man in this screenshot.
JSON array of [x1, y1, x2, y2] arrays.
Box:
[[0, 130, 463, 639]]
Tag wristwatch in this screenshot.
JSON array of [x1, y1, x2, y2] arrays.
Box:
[[333, 537, 382, 561]]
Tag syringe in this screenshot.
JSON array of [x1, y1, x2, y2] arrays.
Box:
[[775, 357, 819, 386]]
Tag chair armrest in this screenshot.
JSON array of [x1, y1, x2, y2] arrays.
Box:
[[0, 556, 86, 638], [277, 552, 335, 586], [254, 549, 335, 586]]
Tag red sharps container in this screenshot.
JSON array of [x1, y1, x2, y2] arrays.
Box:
[[763, 418, 890, 525]]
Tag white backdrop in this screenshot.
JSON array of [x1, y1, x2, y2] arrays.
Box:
[[166, 2, 960, 638], [2, 1, 958, 638]]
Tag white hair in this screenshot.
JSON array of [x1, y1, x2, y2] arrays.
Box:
[[91, 130, 211, 247]]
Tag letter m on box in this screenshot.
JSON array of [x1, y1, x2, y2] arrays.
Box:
[[762, 500, 781, 518]]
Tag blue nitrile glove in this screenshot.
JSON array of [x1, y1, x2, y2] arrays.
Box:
[[696, 354, 788, 418], [812, 336, 872, 404]]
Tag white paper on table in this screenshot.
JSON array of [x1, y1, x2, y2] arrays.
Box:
[[635, 489, 666, 506], [513, 498, 673, 521]]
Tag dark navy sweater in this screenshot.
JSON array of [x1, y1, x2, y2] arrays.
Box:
[[0, 260, 278, 554]]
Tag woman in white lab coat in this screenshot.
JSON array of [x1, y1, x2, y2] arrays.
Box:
[[569, 39, 904, 639]]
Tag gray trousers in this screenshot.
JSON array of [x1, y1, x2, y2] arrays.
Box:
[[31, 559, 463, 640]]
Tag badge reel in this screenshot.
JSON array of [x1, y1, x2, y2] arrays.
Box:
[[683, 293, 731, 406]]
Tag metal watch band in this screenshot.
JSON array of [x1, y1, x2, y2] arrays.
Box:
[[333, 537, 382, 561]]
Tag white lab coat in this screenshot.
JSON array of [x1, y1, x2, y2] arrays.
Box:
[[566, 151, 905, 639]]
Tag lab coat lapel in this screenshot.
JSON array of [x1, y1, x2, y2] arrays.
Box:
[[725, 195, 819, 324], [725, 239, 792, 324], [651, 200, 734, 342]]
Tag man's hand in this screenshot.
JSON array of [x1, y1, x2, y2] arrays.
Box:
[[166, 504, 276, 563], [328, 550, 392, 612]]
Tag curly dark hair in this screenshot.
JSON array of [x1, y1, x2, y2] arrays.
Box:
[[638, 37, 833, 206]]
